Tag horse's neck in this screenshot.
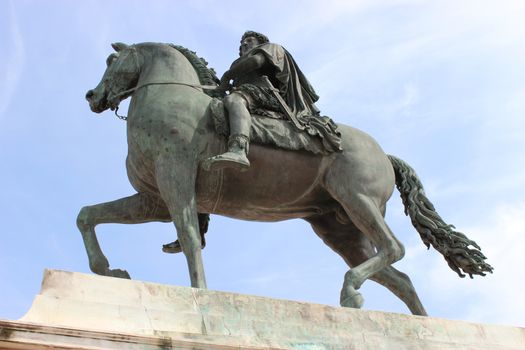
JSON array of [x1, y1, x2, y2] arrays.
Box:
[[138, 47, 200, 86], [131, 45, 211, 132]]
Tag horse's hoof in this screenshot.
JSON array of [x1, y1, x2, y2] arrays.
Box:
[[162, 241, 182, 254], [340, 290, 364, 309], [89, 258, 110, 276], [109, 269, 131, 279]]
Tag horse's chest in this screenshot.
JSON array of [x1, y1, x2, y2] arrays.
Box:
[[125, 119, 181, 192]]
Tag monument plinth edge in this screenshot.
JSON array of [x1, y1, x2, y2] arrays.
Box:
[[0, 269, 523, 350]]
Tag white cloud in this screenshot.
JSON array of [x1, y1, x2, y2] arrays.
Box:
[[480, 89, 525, 145], [2, 0, 525, 326], [306, 1, 525, 82], [0, 1, 25, 116], [399, 82, 418, 111], [412, 202, 525, 326]]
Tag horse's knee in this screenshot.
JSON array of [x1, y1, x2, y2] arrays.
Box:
[[177, 226, 202, 253], [186, 231, 202, 250], [76, 206, 93, 231]]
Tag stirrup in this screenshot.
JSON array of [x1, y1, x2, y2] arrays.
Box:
[[204, 152, 250, 171]]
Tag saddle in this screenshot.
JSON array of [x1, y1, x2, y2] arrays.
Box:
[[208, 98, 336, 155]]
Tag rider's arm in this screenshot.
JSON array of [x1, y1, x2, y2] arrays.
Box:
[[222, 53, 266, 82]]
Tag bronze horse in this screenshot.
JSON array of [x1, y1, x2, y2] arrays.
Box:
[[81, 42, 492, 315]]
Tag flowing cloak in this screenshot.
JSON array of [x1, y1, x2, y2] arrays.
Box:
[[247, 43, 342, 152]]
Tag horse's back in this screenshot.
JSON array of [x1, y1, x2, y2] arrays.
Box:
[[195, 123, 395, 220], [327, 123, 395, 202], [336, 123, 388, 160]]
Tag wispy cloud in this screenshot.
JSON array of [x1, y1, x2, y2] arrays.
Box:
[[0, 1, 25, 116], [404, 201, 525, 326], [399, 82, 418, 108]]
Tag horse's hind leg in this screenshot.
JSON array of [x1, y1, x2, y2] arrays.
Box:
[[325, 174, 406, 308], [373, 266, 427, 315], [306, 213, 427, 315], [77, 192, 170, 278]]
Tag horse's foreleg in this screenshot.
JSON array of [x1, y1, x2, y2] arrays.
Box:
[[162, 213, 210, 254], [156, 163, 207, 289], [76, 193, 170, 279]]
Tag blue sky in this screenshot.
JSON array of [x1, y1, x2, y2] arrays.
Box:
[[1, 0, 524, 327]]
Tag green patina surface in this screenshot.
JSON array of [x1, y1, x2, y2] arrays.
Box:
[[79, 34, 491, 318]]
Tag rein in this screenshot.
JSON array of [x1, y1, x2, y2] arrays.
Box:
[[113, 81, 219, 100], [112, 81, 220, 121]]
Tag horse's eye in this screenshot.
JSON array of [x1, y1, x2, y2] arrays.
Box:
[[106, 53, 118, 67]]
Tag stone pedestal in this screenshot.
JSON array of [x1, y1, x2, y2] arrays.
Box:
[[0, 269, 523, 349]]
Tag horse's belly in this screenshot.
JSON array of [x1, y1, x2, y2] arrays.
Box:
[[196, 145, 335, 221]]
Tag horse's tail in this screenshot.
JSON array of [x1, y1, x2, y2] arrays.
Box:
[[387, 154, 493, 278]]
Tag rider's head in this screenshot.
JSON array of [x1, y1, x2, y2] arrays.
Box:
[[239, 31, 269, 56]]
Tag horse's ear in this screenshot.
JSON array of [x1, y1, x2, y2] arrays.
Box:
[[111, 42, 128, 52]]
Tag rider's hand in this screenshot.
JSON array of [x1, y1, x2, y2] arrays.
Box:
[[218, 80, 231, 92], [218, 71, 232, 92]]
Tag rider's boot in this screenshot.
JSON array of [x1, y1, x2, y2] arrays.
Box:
[[204, 110, 251, 171], [207, 134, 250, 170], [162, 213, 210, 254]]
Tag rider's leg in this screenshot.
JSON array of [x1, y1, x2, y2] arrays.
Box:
[[204, 92, 252, 171]]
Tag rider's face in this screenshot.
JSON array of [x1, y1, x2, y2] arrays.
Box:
[[240, 36, 260, 56]]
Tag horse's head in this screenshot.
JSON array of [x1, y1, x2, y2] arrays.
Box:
[[86, 42, 140, 113]]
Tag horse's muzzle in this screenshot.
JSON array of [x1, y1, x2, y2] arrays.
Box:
[[85, 89, 108, 113], [85, 89, 95, 101]]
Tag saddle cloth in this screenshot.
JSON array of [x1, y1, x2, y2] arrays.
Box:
[[209, 98, 332, 155]]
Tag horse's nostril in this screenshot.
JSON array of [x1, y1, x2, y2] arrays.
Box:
[[85, 90, 94, 100]]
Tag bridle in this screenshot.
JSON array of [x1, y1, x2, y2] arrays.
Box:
[[105, 45, 220, 121]]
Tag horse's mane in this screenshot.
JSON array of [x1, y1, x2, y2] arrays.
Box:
[[168, 44, 224, 99]]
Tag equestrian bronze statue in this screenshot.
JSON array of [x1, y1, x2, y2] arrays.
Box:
[[80, 33, 492, 316]]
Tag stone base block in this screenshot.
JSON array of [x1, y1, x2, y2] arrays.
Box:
[[0, 269, 523, 349]]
